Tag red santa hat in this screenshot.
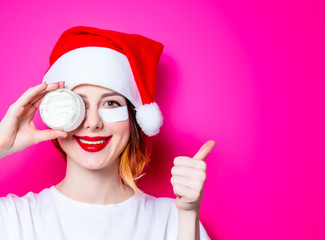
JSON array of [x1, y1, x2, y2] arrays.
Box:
[[42, 26, 164, 136]]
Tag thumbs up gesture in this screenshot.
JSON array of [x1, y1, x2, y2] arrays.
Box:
[[171, 140, 216, 212]]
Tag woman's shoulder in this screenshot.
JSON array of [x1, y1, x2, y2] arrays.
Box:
[[135, 193, 179, 235], [0, 187, 51, 209], [137, 193, 177, 215], [139, 193, 175, 205]]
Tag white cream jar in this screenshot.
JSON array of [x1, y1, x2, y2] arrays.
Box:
[[39, 89, 85, 132]]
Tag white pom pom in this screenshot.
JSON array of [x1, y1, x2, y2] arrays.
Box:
[[135, 102, 163, 136]]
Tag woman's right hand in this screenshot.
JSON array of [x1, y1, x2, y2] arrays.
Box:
[[0, 82, 68, 158]]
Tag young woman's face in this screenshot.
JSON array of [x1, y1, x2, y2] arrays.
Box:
[[58, 84, 130, 171]]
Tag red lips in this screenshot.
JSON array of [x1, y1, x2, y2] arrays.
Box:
[[74, 135, 111, 152]]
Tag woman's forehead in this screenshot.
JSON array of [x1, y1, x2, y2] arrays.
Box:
[[73, 84, 119, 95], [72, 84, 125, 103]]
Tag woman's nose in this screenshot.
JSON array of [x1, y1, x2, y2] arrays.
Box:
[[83, 108, 104, 130]]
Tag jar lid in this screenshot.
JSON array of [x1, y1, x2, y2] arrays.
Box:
[[39, 89, 85, 131]]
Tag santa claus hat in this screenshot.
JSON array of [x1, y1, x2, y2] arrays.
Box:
[[42, 26, 164, 136]]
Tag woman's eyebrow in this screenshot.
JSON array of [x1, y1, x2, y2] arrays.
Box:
[[101, 92, 123, 98], [78, 92, 123, 99]]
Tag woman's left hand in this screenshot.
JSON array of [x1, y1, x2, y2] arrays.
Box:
[[171, 140, 216, 212]]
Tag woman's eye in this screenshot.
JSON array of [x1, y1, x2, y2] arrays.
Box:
[[104, 100, 121, 108]]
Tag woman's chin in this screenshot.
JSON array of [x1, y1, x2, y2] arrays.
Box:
[[71, 153, 117, 171]]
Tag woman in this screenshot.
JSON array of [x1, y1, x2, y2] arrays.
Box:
[[0, 26, 215, 240]]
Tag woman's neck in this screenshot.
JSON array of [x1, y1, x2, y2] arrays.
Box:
[[55, 157, 134, 205]]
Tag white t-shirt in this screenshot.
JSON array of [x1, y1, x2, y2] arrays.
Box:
[[0, 186, 210, 240]]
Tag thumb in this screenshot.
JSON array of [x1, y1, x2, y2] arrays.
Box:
[[34, 129, 68, 144], [193, 140, 216, 161]]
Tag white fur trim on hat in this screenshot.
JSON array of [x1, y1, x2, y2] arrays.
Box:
[[135, 102, 163, 136], [43, 47, 143, 107]]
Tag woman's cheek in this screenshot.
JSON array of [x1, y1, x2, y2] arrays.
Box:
[[111, 119, 130, 136], [57, 135, 74, 153], [109, 120, 130, 147]]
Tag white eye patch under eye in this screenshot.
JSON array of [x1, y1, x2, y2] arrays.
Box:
[[96, 106, 129, 122]]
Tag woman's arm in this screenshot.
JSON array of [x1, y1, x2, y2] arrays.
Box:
[[171, 140, 215, 240], [0, 82, 68, 158], [177, 209, 201, 240]]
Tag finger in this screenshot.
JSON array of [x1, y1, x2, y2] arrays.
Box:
[[14, 82, 61, 108], [32, 97, 44, 109], [22, 104, 39, 121], [174, 156, 207, 170], [4, 94, 44, 131], [172, 183, 200, 201], [171, 176, 204, 192], [14, 82, 47, 107], [17, 96, 45, 121], [43, 82, 61, 92], [31, 82, 66, 105], [193, 140, 216, 161], [171, 166, 206, 180], [33, 129, 68, 144], [58, 81, 65, 88], [30, 90, 53, 105], [24, 97, 46, 120]]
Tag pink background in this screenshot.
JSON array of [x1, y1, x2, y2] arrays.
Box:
[[0, 0, 324, 239]]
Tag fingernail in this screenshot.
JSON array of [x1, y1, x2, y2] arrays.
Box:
[[48, 82, 59, 86]]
